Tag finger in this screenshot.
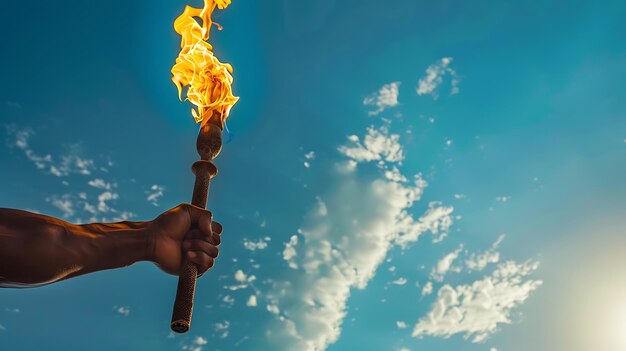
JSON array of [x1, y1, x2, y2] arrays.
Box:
[[185, 228, 220, 245], [211, 221, 223, 235], [209, 232, 221, 246], [183, 203, 212, 227], [198, 213, 213, 238], [185, 229, 204, 240], [183, 239, 219, 258], [187, 251, 214, 275]]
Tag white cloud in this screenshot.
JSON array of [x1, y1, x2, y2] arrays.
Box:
[[225, 270, 256, 291], [193, 336, 208, 346], [495, 196, 511, 203], [466, 235, 505, 271], [247, 295, 258, 307], [416, 57, 460, 99], [147, 184, 165, 206], [214, 321, 230, 339], [335, 160, 357, 174], [6, 126, 95, 177], [243, 238, 270, 251], [222, 295, 235, 308], [283, 235, 299, 269], [391, 277, 408, 286], [397, 321, 408, 329], [430, 246, 463, 282], [113, 211, 135, 222], [88, 178, 114, 190], [266, 304, 280, 315], [46, 194, 75, 218], [114, 306, 130, 317], [263, 126, 455, 351], [97, 191, 119, 213], [182, 335, 209, 351], [395, 201, 454, 247], [338, 125, 404, 164], [315, 196, 328, 217], [384, 167, 408, 183], [363, 82, 401, 115], [412, 260, 542, 343], [422, 281, 434, 296]]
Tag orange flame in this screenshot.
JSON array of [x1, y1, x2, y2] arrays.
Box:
[[171, 0, 239, 124]]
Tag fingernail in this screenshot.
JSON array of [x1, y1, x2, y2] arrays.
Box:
[[187, 251, 196, 259]]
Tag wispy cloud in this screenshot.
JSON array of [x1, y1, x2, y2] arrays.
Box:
[[390, 277, 408, 286], [214, 321, 230, 339], [6, 126, 95, 177], [224, 270, 257, 291], [46, 194, 75, 218], [264, 125, 455, 351], [430, 246, 463, 282], [88, 178, 115, 190], [413, 259, 542, 343], [416, 57, 460, 99], [182, 335, 208, 351], [114, 306, 130, 317], [466, 234, 504, 271], [97, 191, 119, 213], [243, 237, 270, 251], [338, 125, 404, 164], [421, 281, 433, 296], [363, 82, 401, 115], [146, 184, 165, 206], [282, 234, 299, 269]]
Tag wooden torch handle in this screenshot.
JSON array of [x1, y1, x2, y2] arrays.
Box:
[[171, 121, 222, 333]]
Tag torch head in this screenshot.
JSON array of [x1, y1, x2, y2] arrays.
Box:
[[196, 111, 224, 160]]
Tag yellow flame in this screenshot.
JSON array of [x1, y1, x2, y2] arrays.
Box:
[[171, 0, 239, 124]]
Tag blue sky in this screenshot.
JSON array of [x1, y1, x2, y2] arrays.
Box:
[[1, 0, 626, 350]]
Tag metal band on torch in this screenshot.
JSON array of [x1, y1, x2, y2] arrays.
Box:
[[171, 118, 223, 333]]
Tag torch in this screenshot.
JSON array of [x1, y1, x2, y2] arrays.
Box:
[[169, 0, 239, 333]]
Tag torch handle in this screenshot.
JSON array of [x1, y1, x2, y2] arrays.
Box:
[[170, 160, 217, 333]]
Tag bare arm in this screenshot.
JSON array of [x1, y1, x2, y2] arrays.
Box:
[[0, 204, 222, 288]]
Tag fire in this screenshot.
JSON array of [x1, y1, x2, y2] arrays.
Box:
[[171, 0, 239, 124]]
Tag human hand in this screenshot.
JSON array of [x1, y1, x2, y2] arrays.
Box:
[[147, 204, 223, 276]]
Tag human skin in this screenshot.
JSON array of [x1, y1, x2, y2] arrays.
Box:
[[0, 204, 222, 288]]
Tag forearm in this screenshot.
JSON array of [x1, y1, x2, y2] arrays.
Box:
[[0, 209, 154, 288]]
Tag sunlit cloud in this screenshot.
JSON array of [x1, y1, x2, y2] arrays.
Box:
[[264, 125, 454, 351], [430, 246, 463, 282], [363, 82, 401, 115], [416, 57, 460, 99], [413, 259, 542, 343]]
